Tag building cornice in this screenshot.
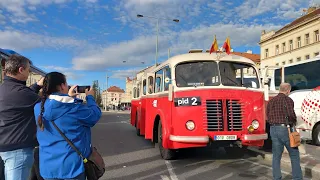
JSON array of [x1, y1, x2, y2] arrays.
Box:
[[259, 15, 319, 45]]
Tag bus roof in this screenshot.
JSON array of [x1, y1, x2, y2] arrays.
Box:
[[0, 48, 47, 76], [158, 52, 256, 68]]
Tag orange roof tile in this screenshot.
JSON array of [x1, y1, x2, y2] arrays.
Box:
[[107, 86, 125, 93], [231, 52, 260, 63]]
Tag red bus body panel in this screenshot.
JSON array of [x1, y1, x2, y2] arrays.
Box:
[[137, 88, 267, 150], [130, 99, 140, 127]]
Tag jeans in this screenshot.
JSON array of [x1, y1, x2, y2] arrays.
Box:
[[0, 147, 34, 180], [44, 173, 86, 180], [270, 126, 303, 180]]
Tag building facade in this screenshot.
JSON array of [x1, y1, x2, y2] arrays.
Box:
[[259, 7, 320, 71], [102, 86, 125, 110], [121, 77, 134, 105]]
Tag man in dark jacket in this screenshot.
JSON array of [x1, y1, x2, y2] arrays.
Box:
[[0, 54, 43, 180]]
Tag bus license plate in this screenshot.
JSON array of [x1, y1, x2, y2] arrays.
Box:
[[214, 135, 237, 141]]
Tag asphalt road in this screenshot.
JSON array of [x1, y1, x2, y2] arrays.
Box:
[[93, 112, 296, 180]]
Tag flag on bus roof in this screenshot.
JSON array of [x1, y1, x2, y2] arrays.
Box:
[[209, 35, 218, 54], [222, 37, 231, 55]]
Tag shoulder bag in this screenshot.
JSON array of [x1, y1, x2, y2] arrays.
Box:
[[284, 100, 301, 148], [51, 121, 105, 180]]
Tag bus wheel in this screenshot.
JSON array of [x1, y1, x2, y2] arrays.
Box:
[[135, 114, 141, 136], [158, 122, 175, 160], [312, 124, 320, 146]]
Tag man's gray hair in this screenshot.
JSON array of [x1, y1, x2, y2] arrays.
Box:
[[279, 82, 291, 92], [4, 54, 32, 75]]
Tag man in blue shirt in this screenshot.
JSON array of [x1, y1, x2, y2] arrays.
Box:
[[0, 54, 43, 180]]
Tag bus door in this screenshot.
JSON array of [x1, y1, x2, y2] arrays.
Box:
[[145, 73, 155, 140], [139, 77, 148, 136], [131, 84, 139, 126], [163, 66, 174, 125]]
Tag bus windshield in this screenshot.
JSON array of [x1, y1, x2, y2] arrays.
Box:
[[175, 61, 259, 88], [220, 61, 259, 88], [175, 61, 220, 87]]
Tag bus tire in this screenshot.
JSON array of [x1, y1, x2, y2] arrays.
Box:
[[158, 122, 175, 160], [312, 124, 320, 146], [135, 113, 141, 136]]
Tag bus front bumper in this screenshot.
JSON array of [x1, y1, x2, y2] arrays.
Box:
[[169, 135, 209, 143], [169, 133, 268, 143]]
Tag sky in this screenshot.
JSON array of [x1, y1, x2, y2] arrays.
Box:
[[0, 0, 319, 90]]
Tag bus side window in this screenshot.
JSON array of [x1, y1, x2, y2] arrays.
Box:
[[133, 87, 137, 98], [155, 69, 164, 93], [143, 79, 146, 95], [164, 66, 171, 91], [148, 76, 154, 94], [137, 84, 140, 98]]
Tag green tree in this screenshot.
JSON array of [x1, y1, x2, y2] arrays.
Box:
[[92, 80, 102, 106]]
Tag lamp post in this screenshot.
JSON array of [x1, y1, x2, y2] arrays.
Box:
[[136, 14, 179, 66]]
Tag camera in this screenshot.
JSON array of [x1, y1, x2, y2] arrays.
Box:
[[68, 85, 91, 93]]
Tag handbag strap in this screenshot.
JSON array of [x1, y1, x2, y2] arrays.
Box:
[[51, 121, 88, 163]]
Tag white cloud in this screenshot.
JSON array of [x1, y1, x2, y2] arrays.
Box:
[[0, 11, 5, 25], [111, 69, 141, 79], [41, 66, 84, 80], [236, 0, 312, 20], [0, 30, 89, 51], [0, 0, 99, 23], [72, 22, 281, 70]]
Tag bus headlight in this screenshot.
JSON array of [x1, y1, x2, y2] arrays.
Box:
[[251, 120, 259, 129], [186, 121, 195, 131]]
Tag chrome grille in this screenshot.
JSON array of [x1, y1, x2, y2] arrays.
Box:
[[205, 100, 223, 131], [227, 100, 243, 131]]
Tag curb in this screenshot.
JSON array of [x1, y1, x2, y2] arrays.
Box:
[[102, 111, 130, 114], [248, 147, 320, 178]]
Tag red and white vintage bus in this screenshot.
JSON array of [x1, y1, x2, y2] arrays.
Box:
[[131, 50, 268, 159]]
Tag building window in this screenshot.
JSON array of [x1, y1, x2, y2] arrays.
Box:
[[289, 59, 293, 64], [305, 55, 310, 60], [305, 33, 309, 45], [265, 49, 269, 58], [297, 57, 301, 62], [315, 52, 319, 57], [315, 30, 319, 42], [297, 37, 301, 48], [275, 45, 279, 55], [289, 40, 293, 50], [282, 42, 286, 53], [282, 61, 286, 65]]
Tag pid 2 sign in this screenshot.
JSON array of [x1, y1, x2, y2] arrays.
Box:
[[174, 97, 201, 107]]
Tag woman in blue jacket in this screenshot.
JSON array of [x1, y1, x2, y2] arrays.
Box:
[[34, 72, 102, 180]]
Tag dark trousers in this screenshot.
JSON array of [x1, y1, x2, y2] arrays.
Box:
[[270, 126, 303, 180], [29, 148, 43, 180], [0, 157, 4, 180]]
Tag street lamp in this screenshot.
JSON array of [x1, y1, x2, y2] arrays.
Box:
[[136, 14, 179, 66]]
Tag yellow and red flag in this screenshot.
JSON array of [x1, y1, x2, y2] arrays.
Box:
[[222, 37, 231, 55], [209, 35, 218, 54]]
